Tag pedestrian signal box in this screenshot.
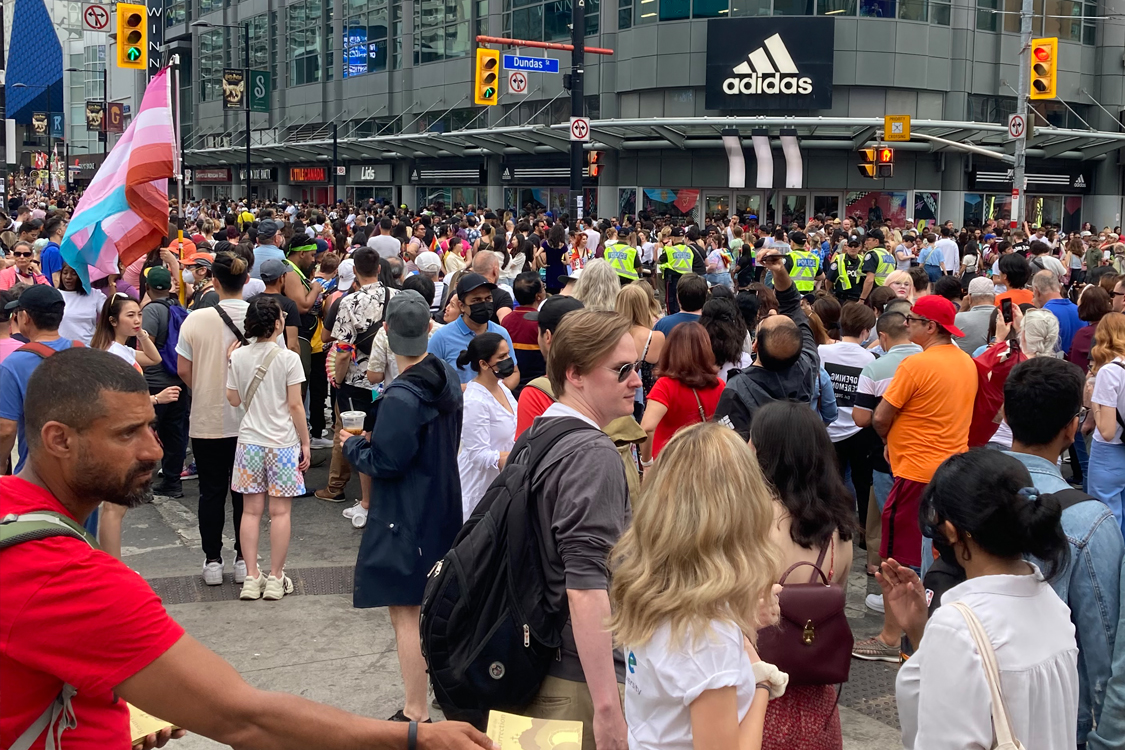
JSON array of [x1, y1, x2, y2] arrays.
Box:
[[588, 151, 601, 178], [1030, 37, 1057, 100], [475, 48, 500, 106], [117, 3, 148, 70], [858, 147, 894, 179]]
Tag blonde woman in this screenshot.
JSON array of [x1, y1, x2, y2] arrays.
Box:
[[617, 282, 665, 419], [1088, 312, 1125, 530], [610, 423, 785, 750], [883, 269, 914, 302], [572, 258, 621, 312]]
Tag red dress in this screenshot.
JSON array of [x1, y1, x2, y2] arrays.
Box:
[[762, 685, 843, 750]]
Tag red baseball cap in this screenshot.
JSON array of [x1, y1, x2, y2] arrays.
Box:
[[911, 295, 965, 338]]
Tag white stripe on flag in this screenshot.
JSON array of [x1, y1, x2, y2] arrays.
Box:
[[763, 34, 799, 74]]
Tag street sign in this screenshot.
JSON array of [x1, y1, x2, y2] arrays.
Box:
[[336, 166, 346, 175], [884, 114, 910, 142], [50, 114, 65, 139], [1008, 113, 1026, 140], [569, 117, 590, 142], [249, 70, 271, 113], [508, 70, 528, 95], [502, 54, 559, 74], [82, 3, 109, 31]]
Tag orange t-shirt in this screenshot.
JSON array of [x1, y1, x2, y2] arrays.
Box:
[[882, 343, 977, 484], [994, 288, 1034, 308]]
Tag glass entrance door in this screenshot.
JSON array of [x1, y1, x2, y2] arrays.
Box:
[[702, 192, 732, 223], [735, 192, 763, 223], [813, 194, 841, 221], [771, 192, 808, 226]]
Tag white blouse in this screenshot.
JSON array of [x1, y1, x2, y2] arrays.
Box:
[[897, 566, 1078, 750], [457, 381, 518, 521]]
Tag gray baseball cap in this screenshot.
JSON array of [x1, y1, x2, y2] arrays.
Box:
[[386, 289, 431, 357], [260, 258, 288, 283], [257, 219, 281, 242]]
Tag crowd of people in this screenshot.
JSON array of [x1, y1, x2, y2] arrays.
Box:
[[2, 187, 1125, 750]]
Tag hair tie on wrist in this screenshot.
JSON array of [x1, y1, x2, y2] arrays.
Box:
[[407, 721, 417, 750], [1018, 486, 1040, 502]]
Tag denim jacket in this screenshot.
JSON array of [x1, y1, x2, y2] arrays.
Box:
[[1006, 451, 1125, 743], [1088, 554, 1125, 750]]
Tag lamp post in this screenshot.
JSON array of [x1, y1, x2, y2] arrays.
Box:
[[192, 20, 252, 202], [12, 82, 55, 193]]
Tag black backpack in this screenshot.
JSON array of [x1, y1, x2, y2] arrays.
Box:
[[420, 417, 596, 728]]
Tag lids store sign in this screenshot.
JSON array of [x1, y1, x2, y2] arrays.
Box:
[[705, 17, 835, 111]]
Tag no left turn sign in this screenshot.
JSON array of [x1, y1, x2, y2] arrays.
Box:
[[82, 3, 109, 31], [570, 116, 590, 142]]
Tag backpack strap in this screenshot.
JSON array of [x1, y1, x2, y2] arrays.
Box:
[[213, 305, 250, 346], [1111, 362, 1125, 430], [1052, 488, 1099, 512], [15, 341, 83, 358], [10, 682, 78, 750]]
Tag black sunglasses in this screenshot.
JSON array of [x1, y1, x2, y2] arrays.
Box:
[[605, 362, 638, 382], [12, 251, 32, 257]]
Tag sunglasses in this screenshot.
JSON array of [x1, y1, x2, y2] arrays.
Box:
[[605, 362, 638, 382], [904, 315, 933, 326], [12, 251, 32, 258]]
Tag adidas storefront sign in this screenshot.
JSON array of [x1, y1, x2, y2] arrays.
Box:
[[706, 17, 835, 111]]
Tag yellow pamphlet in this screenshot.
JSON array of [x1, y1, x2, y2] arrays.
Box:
[[128, 702, 175, 743], [486, 710, 583, 750]]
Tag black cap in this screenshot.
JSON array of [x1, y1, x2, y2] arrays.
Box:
[[789, 230, 807, 245], [867, 228, 885, 242], [525, 295, 584, 332], [670, 226, 685, 237], [455, 272, 496, 299], [847, 235, 861, 247], [4, 284, 64, 315]]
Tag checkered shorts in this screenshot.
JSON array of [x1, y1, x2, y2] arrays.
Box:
[[231, 442, 306, 497]]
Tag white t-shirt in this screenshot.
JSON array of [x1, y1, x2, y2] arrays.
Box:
[[1092, 357, 1125, 444], [368, 233, 401, 260], [226, 341, 306, 448], [625, 619, 758, 750], [935, 238, 959, 273], [583, 228, 601, 252], [58, 291, 105, 345], [1032, 254, 1068, 284], [107, 341, 139, 369], [818, 341, 876, 442]]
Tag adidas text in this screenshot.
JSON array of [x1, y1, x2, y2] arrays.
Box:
[[723, 72, 813, 96]]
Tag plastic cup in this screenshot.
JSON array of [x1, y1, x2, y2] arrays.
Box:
[[340, 410, 366, 435]]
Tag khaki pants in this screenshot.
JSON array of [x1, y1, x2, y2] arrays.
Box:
[[522, 676, 625, 750], [326, 403, 351, 493], [866, 488, 881, 570]]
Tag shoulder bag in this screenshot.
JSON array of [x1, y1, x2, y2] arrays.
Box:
[[692, 388, 706, 423], [242, 346, 282, 412], [948, 602, 1026, 750], [756, 539, 853, 685]]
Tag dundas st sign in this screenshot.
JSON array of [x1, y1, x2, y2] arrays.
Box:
[[705, 17, 835, 111]]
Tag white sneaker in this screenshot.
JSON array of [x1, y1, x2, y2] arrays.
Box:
[[233, 558, 247, 584], [350, 506, 368, 529], [263, 573, 294, 600], [342, 501, 364, 520], [865, 593, 885, 614], [239, 572, 267, 600], [310, 437, 334, 449], [202, 559, 224, 586]]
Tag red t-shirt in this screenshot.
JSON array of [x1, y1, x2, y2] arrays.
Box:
[[647, 377, 726, 457], [0, 477, 185, 750], [516, 384, 555, 438]]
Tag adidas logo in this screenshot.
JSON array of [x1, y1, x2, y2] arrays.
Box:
[[723, 33, 813, 96], [1074, 175, 1086, 188]]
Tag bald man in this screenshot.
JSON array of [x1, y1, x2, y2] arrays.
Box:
[[469, 251, 514, 322], [713, 247, 821, 440]]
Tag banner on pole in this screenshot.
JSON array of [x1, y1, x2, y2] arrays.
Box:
[[222, 68, 246, 109], [85, 102, 105, 131], [249, 70, 270, 113]]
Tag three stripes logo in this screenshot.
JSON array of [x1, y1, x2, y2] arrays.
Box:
[[723, 33, 813, 96]]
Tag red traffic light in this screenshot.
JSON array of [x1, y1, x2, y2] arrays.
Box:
[[877, 148, 894, 163], [1034, 46, 1051, 62]]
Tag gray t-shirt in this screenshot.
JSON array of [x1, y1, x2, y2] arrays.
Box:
[[529, 407, 630, 683], [367, 234, 402, 260]]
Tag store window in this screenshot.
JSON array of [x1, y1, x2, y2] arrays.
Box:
[[813, 195, 840, 219], [344, 0, 392, 77], [914, 191, 940, 223], [771, 193, 808, 225], [642, 188, 700, 220], [845, 191, 908, 227], [168, 0, 188, 26], [418, 187, 482, 209], [505, 0, 599, 41], [199, 28, 224, 101], [416, 0, 474, 64], [963, 193, 1012, 226], [619, 188, 637, 217]]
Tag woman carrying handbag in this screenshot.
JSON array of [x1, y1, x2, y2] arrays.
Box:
[[882, 450, 1078, 750]]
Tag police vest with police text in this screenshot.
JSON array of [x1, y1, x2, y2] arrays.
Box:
[[788, 249, 820, 292], [605, 242, 639, 280], [662, 243, 693, 275], [870, 248, 896, 285], [833, 254, 862, 292]]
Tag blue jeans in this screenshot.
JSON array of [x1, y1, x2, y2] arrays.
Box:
[[705, 272, 733, 290], [1088, 440, 1125, 537], [873, 470, 893, 513], [1071, 433, 1089, 492]]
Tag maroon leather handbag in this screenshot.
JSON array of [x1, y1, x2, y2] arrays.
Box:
[[756, 541, 853, 686]]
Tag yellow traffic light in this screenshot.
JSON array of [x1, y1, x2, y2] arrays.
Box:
[[857, 148, 893, 179], [1030, 37, 1057, 100], [117, 3, 148, 70], [474, 48, 500, 106]]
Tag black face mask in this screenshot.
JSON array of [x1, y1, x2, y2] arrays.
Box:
[[467, 301, 494, 324], [491, 356, 515, 379]]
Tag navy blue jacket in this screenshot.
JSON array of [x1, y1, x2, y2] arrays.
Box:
[[345, 353, 464, 607]]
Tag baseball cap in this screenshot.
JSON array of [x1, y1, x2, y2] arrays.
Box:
[[967, 277, 994, 296], [455, 272, 496, 299], [184, 251, 214, 268], [257, 219, 281, 241], [385, 289, 431, 357], [415, 251, 441, 274], [847, 235, 861, 247], [337, 258, 356, 291], [313, 238, 329, 255], [3, 284, 63, 315], [789, 230, 807, 245], [146, 266, 173, 291], [670, 226, 685, 237], [912, 295, 965, 337], [260, 258, 288, 283], [867, 228, 885, 243], [557, 267, 583, 286], [526, 295, 584, 332]]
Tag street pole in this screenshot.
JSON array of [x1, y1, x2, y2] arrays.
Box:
[[332, 123, 338, 203], [245, 22, 251, 203], [1012, 0, 1032, 228], [64, 140, 68, 192], [102, 67, 107, 155], [568, 0, 584, 225], [47, 120, 52, 193]]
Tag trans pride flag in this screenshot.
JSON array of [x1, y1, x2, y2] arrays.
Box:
[[60, 68, 178, 290]]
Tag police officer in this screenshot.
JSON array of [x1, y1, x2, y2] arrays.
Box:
[[786, 230, 824, 294], [658, 226, 693, 314], [858, 228, 896, 305], [603, 226, 641, 285], [828, 235, 864, 302]]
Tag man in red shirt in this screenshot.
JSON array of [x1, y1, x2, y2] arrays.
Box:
[[499, 271, 546, 397], [1, 347, 493, 750], [515, 295, 585, 436]]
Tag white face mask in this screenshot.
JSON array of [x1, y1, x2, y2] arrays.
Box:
[[182, 269, 196, 285]]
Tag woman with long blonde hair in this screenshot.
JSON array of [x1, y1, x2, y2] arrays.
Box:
[[572, 258, 621, 312], [1087, 312, 1125, 531], [616, 281, 664, 419], [610, 423, 786, 750]]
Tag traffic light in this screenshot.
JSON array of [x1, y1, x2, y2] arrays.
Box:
[[857, 147, 894, 179], [588, 151, 601, 178], [1029, 37, 1057, 100], [117, 3, 147, 70], [474, 48, 500, 106]]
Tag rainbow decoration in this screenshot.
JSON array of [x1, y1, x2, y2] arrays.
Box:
[[60, 68, 178, 291]]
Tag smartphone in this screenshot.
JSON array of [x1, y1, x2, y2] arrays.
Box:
[[1001, 298, 1013, 324]]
